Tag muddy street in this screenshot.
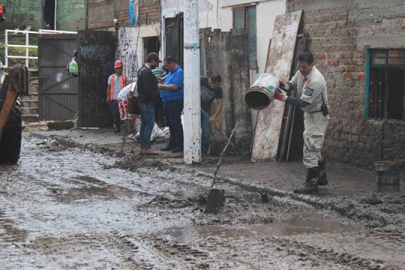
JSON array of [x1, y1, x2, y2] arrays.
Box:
[[0, 135, 403, 269]]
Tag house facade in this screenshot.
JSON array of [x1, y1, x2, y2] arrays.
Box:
[[288, 0, 405, 167]]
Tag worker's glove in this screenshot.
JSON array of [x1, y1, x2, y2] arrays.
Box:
[[278, 81, 292, 95], [278, 81, 286, 90], [274, 89, 286, 101]]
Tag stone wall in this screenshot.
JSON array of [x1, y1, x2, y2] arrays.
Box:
[[288, 0, 405, 168]]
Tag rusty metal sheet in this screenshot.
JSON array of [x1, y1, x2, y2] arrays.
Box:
[[251, 11, 302, 162]]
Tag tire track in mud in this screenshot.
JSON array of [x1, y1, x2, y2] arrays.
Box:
[[33, 132, 405, 233], [3, 135, 403, 269], [267, 237, 390, 270], [115, 232, 215, 269]]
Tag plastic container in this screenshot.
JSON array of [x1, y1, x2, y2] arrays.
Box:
[[244, 73, 280, 110], [375, 161, 401, 192]]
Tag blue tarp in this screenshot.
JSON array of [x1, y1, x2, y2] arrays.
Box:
[[129, 0, 138, 26]]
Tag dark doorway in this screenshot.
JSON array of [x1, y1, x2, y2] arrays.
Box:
[[143, 36, 160, 59], [44, 0, 55, 30], [165, 14, 184, 67]]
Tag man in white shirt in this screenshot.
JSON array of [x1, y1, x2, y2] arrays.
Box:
[[117, 82, 138, 138]]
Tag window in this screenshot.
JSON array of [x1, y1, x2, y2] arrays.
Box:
[[233, 5, 257, 70], [368, 49, 405, 120]]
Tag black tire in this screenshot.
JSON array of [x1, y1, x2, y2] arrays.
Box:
[[0, 102, 22, 164]]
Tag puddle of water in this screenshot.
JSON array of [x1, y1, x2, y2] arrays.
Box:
[[162, 219, 364, 241]]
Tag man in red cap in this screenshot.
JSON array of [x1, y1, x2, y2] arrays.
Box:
[[107, 60, 128, 132]]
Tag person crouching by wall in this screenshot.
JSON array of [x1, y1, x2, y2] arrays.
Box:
[[137, 52, 162, 155], [107, 60, 128, 133]]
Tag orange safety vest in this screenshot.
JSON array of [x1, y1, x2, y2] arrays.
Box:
[[109, 73, 127, 100]]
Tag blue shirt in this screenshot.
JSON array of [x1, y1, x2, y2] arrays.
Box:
[[161, 66, 184, 103]]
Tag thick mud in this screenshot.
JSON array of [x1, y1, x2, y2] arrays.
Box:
[[0, 135, 404, 269]]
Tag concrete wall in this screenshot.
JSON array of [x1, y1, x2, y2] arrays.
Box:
[[288, 0, 405, 168], [201, 28, 251, 154]]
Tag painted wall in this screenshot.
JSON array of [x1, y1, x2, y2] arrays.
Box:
[[56, 0, 86, 31], [161, 0, 285, 76], [116, 25, 161, 81], [219, 0, 285, 76], [0, 0, 86, 33], [0, 0, 42, 32]]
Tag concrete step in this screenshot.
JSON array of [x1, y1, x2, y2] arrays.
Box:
[[21, 107, 39, 115], [20, 100, 38, 108], [20, 95, 38, 102], [22, 114, 40, 123]]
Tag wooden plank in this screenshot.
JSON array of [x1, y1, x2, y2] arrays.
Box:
[[280, 32, 308, 161], [251, 11, 302, 162]]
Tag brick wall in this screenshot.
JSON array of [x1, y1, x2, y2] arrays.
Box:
[[289, 1, 405, 168], [87, 0, 160, 30]]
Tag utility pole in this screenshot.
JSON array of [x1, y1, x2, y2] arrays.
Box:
[[183, 0, 201, 164]]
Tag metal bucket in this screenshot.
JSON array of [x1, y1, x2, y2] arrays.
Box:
[[375, 161, 401, 192], [244, 73, 280, 110]]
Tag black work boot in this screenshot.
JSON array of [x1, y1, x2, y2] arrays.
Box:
[[317, 159, 328, 186], [293, 167, 319, 194]]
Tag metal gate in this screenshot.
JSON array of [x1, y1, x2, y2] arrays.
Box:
[[38, 34, 78, 121], [77, 31, 116, 127]]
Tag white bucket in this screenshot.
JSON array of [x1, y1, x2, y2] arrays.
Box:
[[244, 73, 280, 110]]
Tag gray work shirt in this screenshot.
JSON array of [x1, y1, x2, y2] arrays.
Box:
[[108, 74, 124, 100]]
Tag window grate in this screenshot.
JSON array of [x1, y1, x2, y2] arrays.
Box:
[[369, 49, 405, 120]]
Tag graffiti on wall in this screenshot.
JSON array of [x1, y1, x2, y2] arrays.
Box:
[[78, 31, 115, 127], [116, 27, 143, 81]]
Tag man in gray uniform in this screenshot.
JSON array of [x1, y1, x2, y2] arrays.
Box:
[[274, 52, 330, 194]]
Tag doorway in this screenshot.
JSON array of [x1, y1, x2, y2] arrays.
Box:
[[143, 36, 160, 59], [44, 0, 55, 30]]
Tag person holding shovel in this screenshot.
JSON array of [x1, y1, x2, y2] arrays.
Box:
[[200, 75, 223, 161], [274, 52, 330, 194]]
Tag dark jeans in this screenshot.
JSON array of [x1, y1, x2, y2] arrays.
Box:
[[110, 99, 121, 130], [155, 96, 165, 127], [164, 98, 184, 149], [139, 103, 155, 150], [201, 109, 211, 156]]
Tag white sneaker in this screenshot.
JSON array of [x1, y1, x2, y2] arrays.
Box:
[[127, 134, 136, 140]]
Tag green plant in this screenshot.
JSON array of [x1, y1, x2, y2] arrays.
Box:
[[0, 44, 38, 69]]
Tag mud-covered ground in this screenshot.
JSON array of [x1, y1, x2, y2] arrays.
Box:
[[0, 135, 404, 269]]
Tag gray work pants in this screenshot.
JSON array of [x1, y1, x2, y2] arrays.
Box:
[[303, 112, 329, 168]]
